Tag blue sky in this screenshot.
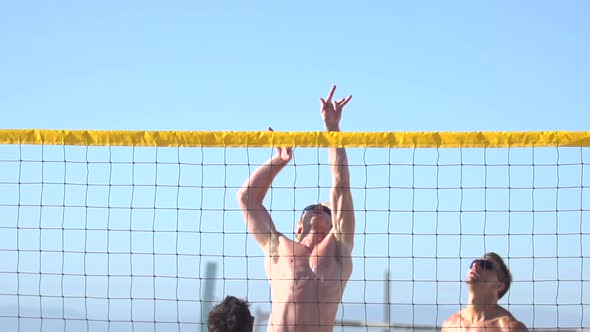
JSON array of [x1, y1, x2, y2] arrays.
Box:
[[1, 1, 589, 331], [1, 1, 589, 132]]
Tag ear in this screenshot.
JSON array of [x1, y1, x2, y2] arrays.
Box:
[[496, 282, 506, 297], [296, 225, 303, 235]]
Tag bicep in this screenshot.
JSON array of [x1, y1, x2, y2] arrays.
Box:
[[238, 202, 278, 251]]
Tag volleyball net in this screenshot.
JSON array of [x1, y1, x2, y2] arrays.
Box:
[[0, 129, 589, 331]]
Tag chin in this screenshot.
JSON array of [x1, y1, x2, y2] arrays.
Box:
[[309, 219, 329, 229]]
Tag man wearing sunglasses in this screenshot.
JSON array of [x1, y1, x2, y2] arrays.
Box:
[[442, 252, 528, 331], [237, 85, 355, 331]]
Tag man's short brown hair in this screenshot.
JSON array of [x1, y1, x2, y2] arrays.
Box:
[[484, 252, 512, 299]]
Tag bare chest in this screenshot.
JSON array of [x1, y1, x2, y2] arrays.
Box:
[[266, 236, 349, 281], [450, 319, 505, 332]]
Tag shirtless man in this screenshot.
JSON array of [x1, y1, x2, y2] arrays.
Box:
[[236, 85, 354, 331], [442, 252, 528, 332]]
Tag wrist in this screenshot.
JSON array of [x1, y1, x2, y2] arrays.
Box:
[[271, 155, 289, 165], [325, 126, 341, 132]]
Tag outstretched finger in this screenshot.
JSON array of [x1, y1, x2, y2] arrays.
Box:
[[325, 85, 336, 103], [337, 95, 352, 108], [335, 97, 346, 105]]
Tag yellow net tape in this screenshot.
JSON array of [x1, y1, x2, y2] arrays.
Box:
[[1, 129, 590, 148]]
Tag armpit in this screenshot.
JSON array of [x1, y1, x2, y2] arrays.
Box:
[[268, 233, 280, 264]]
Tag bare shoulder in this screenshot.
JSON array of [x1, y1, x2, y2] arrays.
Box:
[[507, 319, 528, 332], [275, 234, 307, 253], [265, 232, 291, 258], [325, 230, 353, 256], [441, 312, 461, 330], [498, 314, 528, 332]]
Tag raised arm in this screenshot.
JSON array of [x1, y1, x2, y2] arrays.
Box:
[[321, 85, 355, 252], [236, 143, 292, 252]]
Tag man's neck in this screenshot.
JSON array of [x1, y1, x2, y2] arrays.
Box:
[[299, 231, 328, 249], [462, 292, 501, 321]]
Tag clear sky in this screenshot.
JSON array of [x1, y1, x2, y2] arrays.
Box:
[[0, 1, 589, 331], [1, 1, 589, 132]]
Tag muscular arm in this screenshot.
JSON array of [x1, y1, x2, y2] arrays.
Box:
[[329, 143, 355, 252], [236, 150, 290, 252], [321, 85, 355, 253]]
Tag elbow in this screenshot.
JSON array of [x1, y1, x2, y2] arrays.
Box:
[[236, 187, 249, 207], [237, 186, 261, 209]]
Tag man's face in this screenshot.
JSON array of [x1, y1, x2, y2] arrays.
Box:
[[466, 257, 505, 293], [297, 204, 332, 237]]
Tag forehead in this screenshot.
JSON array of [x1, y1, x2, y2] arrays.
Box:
[[480, 256, 504, 278], [304, 204, 330, 212], [482, 255, 500, 266]]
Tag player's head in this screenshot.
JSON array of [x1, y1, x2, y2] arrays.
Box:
[[484, 252, 512, 299], [207, 296, 254, 332], [467, 252, 512, 300], [295, 203, 332, 242]]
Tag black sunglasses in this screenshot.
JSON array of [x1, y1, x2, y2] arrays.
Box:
[[303, 204, 331, 215], [470, 259, 496, 271]]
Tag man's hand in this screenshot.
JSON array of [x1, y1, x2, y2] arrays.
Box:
[[320, 85, 352, 132], [276, 147, 292, 162], [269, 127, 293, 163]]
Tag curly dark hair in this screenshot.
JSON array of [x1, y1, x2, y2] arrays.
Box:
[[207, 296, 253, 332]]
